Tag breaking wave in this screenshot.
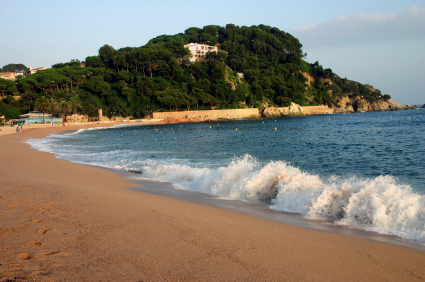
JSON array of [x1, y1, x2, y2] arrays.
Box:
[[139, 155, 425, 243]]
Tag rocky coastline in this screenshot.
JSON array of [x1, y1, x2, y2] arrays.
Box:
[[59, 96, 419, 125], [261, 97, 418, 118], [332, 96, 417, 114]]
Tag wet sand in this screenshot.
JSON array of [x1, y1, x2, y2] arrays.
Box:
[[0, 125, 424, 281]]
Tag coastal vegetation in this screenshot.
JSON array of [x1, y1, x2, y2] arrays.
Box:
[[0, 63, 29, 74], [0, 24, 392, 120]]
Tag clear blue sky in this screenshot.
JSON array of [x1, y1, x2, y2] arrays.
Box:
[[1, 0, 424, 104]]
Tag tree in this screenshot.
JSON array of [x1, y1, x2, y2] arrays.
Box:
[[156, 89, 176, 112], [34, 96, 49, 123], [201, 93, 212, 107], [190, 88, 205, 108], [1, 63, 29, 74], [112, 52, 127, 71], [83, 76, 111, 99], [98, 44, 115, 67], [179, 91, 196, 111], [85, 56, 102, 67], [196, 78, 211, 93], [47, 97, 59, 124], [117, 71, 133, 82], [246, 94, 255, 107], [121, 86, 135, 98], [200, 33, 213, 44], [0, 78, 15, 98], [59, 100, 71, 122], [68, 96, 82, 123], [276, 97, 291, 107]]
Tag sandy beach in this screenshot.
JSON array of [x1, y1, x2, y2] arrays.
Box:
[[1, 124, 424, 281]]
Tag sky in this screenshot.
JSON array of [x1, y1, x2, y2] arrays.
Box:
[[1, 0, 424, 105]]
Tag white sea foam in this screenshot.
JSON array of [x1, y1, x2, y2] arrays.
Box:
[[140, 155, 425, 243]]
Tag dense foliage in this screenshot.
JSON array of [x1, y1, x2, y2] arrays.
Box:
[[0, 24, 390, 120], [0, 63, 29, 74]]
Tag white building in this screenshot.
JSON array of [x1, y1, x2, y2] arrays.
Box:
[[29, 66, 48, 74], [184, 43, 218, 62], [0, 71, 24, 80]]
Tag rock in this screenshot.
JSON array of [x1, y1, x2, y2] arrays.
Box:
[[17, 253, 32, 260], [370, 99, 390, 111], [287, 102, 304, 116], [404, 104, 417, 109], [333, 96, 355, 113], [387, 99, 404, 110], [262, 107, 283, 118], [333, 97, 407, 113]]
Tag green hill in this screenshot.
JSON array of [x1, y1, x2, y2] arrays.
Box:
[[0, 24, 391, 120]]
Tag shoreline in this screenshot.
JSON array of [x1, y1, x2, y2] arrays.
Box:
[[2, 106, 420, 137], [121, 168, 425, 251], [1, 124, 424, 281]]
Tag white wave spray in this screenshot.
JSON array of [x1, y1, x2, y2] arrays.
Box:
[[140, 155, 425, 243]]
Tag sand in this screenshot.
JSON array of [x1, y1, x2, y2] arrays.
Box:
[[0, 125, 424, 281]]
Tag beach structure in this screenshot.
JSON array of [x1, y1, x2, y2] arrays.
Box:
[[16, 111, 61, 124], [184, 43, 218, 62], [66, 114, 89, 123], [18, 111, 51, 119], [13, 117, 62, 125]]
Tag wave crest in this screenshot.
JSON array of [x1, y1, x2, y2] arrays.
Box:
[[141, 155, 425, 242]]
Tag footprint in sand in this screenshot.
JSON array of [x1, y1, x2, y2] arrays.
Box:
[[31, 270, 51, 276], [41, 250, 60, 256], [37, 229, 51, 234], [17, 253, 32, 260], [29, 241, 42, 246]]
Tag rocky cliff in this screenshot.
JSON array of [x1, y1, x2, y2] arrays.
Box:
[[300, 71, 417, 113], [333, 96, 416, 113]]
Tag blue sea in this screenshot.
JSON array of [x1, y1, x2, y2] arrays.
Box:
[[27, 109, 425, 244]]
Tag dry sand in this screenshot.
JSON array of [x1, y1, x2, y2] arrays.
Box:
[[0, 125, 424, 281]]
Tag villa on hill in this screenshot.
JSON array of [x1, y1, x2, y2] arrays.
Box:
[[184, 43, 218, 62], [29, 66, 48, 74], [0, 71, 24, 81]]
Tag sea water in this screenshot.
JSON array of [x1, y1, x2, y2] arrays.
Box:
[[27, 109, 425, 244]]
